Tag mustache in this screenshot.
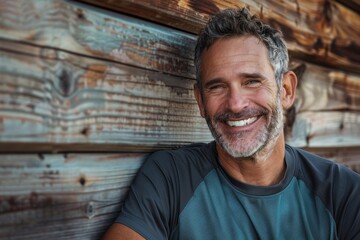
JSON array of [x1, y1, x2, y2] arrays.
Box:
[[214, 108, 269, 122]]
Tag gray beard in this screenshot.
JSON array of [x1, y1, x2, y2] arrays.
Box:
[[205, 95, 283, 159]]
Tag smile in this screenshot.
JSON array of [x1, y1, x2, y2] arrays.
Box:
[[227, 116, 258, 127]]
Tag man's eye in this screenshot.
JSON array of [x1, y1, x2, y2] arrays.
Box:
[[208, 84, 224, 90], [245, 80, 261, 86]]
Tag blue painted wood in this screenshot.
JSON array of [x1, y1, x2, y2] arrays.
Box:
[[0, 0, 213, 151]]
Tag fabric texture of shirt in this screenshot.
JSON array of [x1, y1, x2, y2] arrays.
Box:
[[116, 141, 360, 240]]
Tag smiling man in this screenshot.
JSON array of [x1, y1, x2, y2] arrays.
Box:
[[193, 35, 292, 187], [103, 8, 360, 240]]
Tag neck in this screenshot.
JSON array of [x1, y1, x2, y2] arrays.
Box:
[[217, 134, 286, 186]]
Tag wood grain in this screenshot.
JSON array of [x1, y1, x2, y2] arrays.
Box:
[[0, 153, 146, 239], [336, 0, 360, 13], [0, 39, 212, 151], [287, 111, 360, 147], [0, 0, 196, 79], [291, 61, 360, 112], [0, 0, 216, 151], [78, 0, 360, 74], [285, 61, 360, 147]]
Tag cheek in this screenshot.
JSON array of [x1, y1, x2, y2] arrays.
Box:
[[258, 88, 278, 108], [203, 97, 223, 116]]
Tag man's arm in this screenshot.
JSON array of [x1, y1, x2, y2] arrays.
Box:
[[102, 223, 145, 240], [102, 151, 178, 240]]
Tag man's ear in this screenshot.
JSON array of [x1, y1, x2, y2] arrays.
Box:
[[281, 71, 297, 109], [194, 83, 206, 118]]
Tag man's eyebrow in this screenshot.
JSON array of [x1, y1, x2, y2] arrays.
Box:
[[238, 73, 267, 79], [203, 78, 223, 88]]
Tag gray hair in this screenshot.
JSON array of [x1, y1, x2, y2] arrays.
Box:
[[194, 8, 289, 90]]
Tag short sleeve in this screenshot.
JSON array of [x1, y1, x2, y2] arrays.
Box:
[[333, 165, 360, 239], [115, 151, 178, 240]]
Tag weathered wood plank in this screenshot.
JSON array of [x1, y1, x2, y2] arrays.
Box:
[[285, 61, 360, 147], [286, 111, 360, 147], [0, 0, 196, 79], [336, 0, 360, 13], [0, 40, 212, 151], [0, 153, 146, 239], [78, 0, 360, 74], [291, 61, 360, 112], [0, 0, 211, 150]]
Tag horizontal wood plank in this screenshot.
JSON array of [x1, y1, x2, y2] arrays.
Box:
[[291, 61, 360, 112], [0, 153, 146, 239], [0, 0, 197, 79], [336, 0, 360, 13], [77, 0, 360, 74], [285, 61, 360, 148], [286, 111, 360, 147], [0, 40, 213, 151]]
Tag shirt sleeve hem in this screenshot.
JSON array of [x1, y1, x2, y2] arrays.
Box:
[[116, 214, 162, 240]]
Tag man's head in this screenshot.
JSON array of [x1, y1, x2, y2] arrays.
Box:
[[194, 8, 289, 91], [194, 8, 297, 160]]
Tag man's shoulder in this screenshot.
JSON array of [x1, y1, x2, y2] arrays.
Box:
[[285, 144, 331, 163], [141, 141, 217, 176], [285, 144, 360, 191], [286, 145, 340, 168], [286, 145, 360, 239], [148, 141, 216, 162]]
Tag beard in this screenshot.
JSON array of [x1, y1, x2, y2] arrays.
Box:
[[205, 94, 283, 159]]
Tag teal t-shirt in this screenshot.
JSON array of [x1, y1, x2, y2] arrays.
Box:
[[116, 142, 360, 239]]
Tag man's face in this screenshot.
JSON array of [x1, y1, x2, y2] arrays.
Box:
[[195, 36, 284, 159]]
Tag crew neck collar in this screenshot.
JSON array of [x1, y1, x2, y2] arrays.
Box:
[[211, 142, 295, 196]]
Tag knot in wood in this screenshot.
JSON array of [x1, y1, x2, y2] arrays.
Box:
[[79, 176, 86, 186], [86, 201, 96, 219]]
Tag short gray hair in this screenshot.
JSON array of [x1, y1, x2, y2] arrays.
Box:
[[194, 8, 289, 90]]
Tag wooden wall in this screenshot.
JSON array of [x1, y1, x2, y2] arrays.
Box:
[[0, 0, 359, 239]]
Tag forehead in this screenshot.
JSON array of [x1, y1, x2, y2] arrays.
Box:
[[200, 36, 274, 81]]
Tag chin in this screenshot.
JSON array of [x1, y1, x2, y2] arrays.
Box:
[[217, 132, 265, 159], [222, 141, 264, 160], [220, 121, 283, 161]]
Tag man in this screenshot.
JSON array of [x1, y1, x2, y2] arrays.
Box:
[[103, 8, 360, 240]]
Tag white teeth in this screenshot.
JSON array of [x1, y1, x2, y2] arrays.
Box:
[[227, 117, 258, 127]]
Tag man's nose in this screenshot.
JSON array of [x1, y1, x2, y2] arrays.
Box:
[[227, 88, 249, 113]]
